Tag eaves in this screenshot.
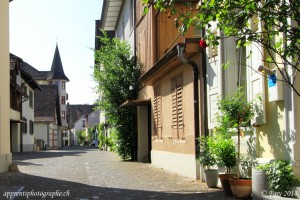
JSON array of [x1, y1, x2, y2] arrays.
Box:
[[139, 38, 202, 86], [100, 0, 124, 31]]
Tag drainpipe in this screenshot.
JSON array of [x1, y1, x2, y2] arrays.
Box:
[[177, 44, 200, 157], [201, 27, 209, 138]]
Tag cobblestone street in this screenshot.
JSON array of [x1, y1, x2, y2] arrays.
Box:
[[0, 147, 233, 200]]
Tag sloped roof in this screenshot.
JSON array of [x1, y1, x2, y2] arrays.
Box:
[[67, 104, 96, 127], [47, 45, 69, 81], [20, 62, 48, 80], [10, 54, 41, 91], [34, 85, 61, 125]]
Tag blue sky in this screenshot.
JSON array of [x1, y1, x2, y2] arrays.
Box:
[[9, 0, 102, 105]]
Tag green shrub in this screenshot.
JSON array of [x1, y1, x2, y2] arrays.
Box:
[[258, 160, 299, 195], [214, 134, 237, 174], [76, 130, 86, 146], [197, 135, 218, 169]]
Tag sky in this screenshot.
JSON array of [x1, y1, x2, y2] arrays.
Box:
[[9, 0, 102, 105]]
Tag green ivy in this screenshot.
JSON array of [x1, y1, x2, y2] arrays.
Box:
[[94, 31, 141, 159]]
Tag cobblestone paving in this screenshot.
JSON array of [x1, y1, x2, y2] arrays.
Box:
[[0, 147, 235, 200]]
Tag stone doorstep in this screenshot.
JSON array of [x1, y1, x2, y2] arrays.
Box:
[[0, 186, 24, 200]]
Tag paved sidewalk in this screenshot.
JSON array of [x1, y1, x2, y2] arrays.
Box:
[[0, 147, 234, 200]]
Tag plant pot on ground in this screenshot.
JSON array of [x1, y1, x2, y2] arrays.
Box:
[[197, 135, 219, 188], [216, 89, 255, 199], [214, 134, 237, 196], [258, 159, 300, 198], [252, 167, 269, 200]]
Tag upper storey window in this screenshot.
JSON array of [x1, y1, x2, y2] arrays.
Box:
[[61, 81, 65, 90]]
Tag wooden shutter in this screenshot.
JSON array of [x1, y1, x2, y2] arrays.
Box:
[[207, 24, 222, 129], [224, 36, 238, 95], [171, 74, 184, 139], [154, 86, 162, 138], [247, 16, 266, 124]]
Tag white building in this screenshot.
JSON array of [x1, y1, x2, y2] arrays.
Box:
[[21, 44, 69, 149]]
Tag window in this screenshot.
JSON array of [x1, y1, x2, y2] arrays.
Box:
[[171, 73, 184, 139], [22, 117, 27, 134], [153, 86, 162, 138], [61, 96, 66, 104], [61, 82, 65, 90], [29, 120, 34, 135], [82, 119, 86, 127], [29, 90, 33, 108], [61, 111, 66, 119]]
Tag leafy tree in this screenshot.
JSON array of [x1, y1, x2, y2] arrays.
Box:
[[142, 0, 300, 95], [98, 123, 105, 149], [76, 130, 86, 146], [94, 31, 141, 159]]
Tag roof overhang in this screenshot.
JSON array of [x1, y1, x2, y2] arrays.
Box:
[[100, 0, 123, 30], [20, 68, 42, 91], [10, 119, 26, 123], [139, 38, 202, 86], [121, 99, 151, 107]]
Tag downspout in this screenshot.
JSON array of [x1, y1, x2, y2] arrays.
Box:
[[133, 0, 137, 63], [177, 44, 200, 158], [202, 28, 209, 137]]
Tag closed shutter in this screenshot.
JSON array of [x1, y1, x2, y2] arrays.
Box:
[[171, 74, 184, 139], [207, 25, 222, 129], [247, 16, 266, 124], [154, 86, 162, 138], [224, 36, 238, 95]]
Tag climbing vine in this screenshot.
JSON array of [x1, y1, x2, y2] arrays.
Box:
[[94, 31, 141, 159]]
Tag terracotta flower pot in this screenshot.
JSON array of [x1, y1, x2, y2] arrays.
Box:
[[219, 174, 236, 196], [229, 178, 252, 199]]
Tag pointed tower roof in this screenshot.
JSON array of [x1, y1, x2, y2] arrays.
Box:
[[47, 44, 69, 81]]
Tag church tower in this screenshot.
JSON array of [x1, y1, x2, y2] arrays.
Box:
[[48, 44, 69, 129]]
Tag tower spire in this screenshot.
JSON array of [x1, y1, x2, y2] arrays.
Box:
[[47, 44, 69, 81]]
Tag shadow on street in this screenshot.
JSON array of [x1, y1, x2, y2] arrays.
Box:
[[0, 171, 231, 200]]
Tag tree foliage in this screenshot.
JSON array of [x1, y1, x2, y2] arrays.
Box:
[[142, 0, 300, 95], [94, 31, 141, 159]]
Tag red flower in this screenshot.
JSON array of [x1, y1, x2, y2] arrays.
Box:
[[199, 39, 207, 48]]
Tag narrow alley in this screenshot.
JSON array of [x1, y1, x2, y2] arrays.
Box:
[[0, 147, 233, 200]]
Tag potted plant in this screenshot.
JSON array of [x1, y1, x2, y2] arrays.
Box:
[[197, 135, 219, 188], [258, 159, 300, 198], [215, 134, 237, 196], [217, 88, 254, 199]]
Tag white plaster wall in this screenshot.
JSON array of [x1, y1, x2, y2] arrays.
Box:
[[151, 150, 198, 180], [115, 0, 135, 53], [88, 111, 100, 127], [22, 86, 35, 151], [56, 81, 68, 127], [34, 123, 48, 146]]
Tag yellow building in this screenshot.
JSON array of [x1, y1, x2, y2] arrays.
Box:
[[206, 19, 300, 176], [0, 0, 12, 172]]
